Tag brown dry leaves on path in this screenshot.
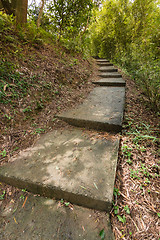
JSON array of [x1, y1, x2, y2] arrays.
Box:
[[111, 74, 160, 240]]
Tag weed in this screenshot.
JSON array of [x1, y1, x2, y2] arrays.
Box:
[[135, 145, 146, 152], [35, 101, 44, 110], [23, 106, 32, 113], [117, 215, 126, 224], [124, 205, 130, 214], [130, 169, 140, 180], [0, 190, 5, 200], [0, 149, 7, 158], [60, 199, 70, 207], [140, 185, 143, 190], [32, 123, 37, 127], [140, 163, 150, 177], [34, 128, 45, 134], [121, 144, 132, 164], [22, 188, 27, 193], [13, 147, 19, 152], [127, 129, 157, 144], [52, 118, 57, 122], [4, 114, 12, 120], [54, 90, 59, 95], [113, 204, 119, 215], [20, 195, 25, 200], [144, 178, 151, 184], [113, 188, 120, 197], [20, 188, 27, 200], [73, 58, 78, 65], [99, 229, 105, 240]]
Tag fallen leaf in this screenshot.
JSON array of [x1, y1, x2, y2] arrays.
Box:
[[13, 217, 18, 224], [22, 196, 28, 208]]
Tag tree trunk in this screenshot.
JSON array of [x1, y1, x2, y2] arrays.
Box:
[[0, 0, 3, 9], [15, 0, 28, 24], [1, 0, 28, 24], [1, 0, 16, 15], [37, 0, 45, 28]]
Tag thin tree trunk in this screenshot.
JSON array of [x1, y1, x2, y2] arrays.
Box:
[[37, 0, 45, 28]]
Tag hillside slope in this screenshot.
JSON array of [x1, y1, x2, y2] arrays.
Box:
[[0, 13, 96, 163]]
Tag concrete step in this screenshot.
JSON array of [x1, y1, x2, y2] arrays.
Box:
[[1, 194, 114, 240], [97, 62, 113, 66], [0, 129, 119, 212], [93, 78, 126, 87], [98, 66, 118, 73], [98, 72, 122, 78], [96, 59, 109, 63], [56, 87, 125, 132]]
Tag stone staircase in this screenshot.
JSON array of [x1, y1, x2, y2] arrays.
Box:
[[0, 59, 125, 240]]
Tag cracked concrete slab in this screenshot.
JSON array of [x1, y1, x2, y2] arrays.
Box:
[[57, 87, 125, 132], [98, 72, 122, 78], [0, 129, 119, 212], [92, 78, 126, 87]]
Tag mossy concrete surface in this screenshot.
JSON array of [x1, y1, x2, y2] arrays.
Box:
[[96, 59, 109, 63], [98, 72, 122, 78], [98, 66, 118, 72], [0, 194, 114, 240], [0, 129, 119, 212], [93, 78, 126, 87], [57, 87, 125, 132], [97, 62, 113, 66]]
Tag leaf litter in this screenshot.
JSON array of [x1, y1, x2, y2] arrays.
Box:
[[111, 73, 160, 240]]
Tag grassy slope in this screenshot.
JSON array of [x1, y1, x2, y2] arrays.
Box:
[[0, 14, 95, 162]]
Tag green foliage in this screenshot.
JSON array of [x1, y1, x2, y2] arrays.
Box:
[[99, 229, 105, 240], [121, 144, 132, 164], [124, 205, 130, 214], [60, 199, 70, 207], [0, 57, 33, 104], [45, 0, 93, 38], [0, 149, 7, 158], [0, 190, 6, 200], [28, 0, 100, 54], [113, 187, 121, 197], [20, 188, 27, 200], [90, 0, 160, 111], [117, 215, 126, 224]]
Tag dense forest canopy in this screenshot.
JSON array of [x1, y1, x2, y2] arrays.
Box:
[[0, 0, 159, 110], [90, 0, 160, 110]]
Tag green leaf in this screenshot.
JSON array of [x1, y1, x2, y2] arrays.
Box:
[[124, 205, 130, 214], [65, 202, 70, 207], [99, 229, 105, 239], [157, 213, 160, 218], [117, 215, 126, 224]]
